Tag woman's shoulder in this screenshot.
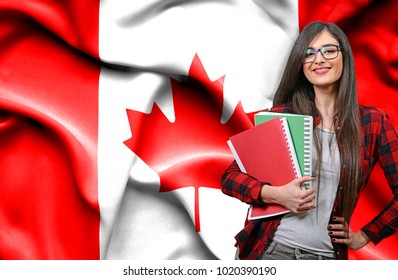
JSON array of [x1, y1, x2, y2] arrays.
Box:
[[358, 105, 394, 133], [359, 105, 388, 120]]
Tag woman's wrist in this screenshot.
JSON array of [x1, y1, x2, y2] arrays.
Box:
[[357, 230, 371, 248], [260, 184, 279, 204]]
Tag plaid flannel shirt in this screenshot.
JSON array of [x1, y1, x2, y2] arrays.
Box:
[[221, 103, 398, 260]]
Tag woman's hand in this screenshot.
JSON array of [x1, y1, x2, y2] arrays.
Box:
[[328, 216, 370, 250], [260, 176, 316, 213]]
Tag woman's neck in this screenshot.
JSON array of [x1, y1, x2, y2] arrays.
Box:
[[314, 89, 337, 130]]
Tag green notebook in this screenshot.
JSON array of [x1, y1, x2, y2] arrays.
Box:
[[255, 111, 313, 188]]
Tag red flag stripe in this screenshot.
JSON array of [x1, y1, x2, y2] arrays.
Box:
[[0, 1, 101, 259]]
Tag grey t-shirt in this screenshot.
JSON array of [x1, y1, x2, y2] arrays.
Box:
[[273, 126, 340, 258]]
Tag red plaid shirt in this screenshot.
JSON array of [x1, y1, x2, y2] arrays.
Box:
[[221, 103, 398, 260]]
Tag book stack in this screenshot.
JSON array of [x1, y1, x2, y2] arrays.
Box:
[[255, 112, 313, 188], [227, 111, 313, 220]]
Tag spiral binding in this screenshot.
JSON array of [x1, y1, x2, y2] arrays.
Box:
[[303, 117, 313, 188], [280, 118, 301, 178]]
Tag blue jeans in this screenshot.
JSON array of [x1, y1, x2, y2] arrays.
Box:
[[260, 241, 336, 260]]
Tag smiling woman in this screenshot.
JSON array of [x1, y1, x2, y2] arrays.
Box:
[[221, 21, 398, 260], [303, 32, 343, 98]]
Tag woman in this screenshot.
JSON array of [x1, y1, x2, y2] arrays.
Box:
[[221, 21, 398, 260]]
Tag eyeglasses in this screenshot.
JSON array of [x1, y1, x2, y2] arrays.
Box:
[[304, 44, 342, 63]]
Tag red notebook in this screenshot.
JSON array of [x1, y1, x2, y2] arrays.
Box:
[[227, 117, 301, 219]]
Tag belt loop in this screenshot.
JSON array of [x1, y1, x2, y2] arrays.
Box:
[[265, 240, 277, 254], [294, 248, 301, 259]]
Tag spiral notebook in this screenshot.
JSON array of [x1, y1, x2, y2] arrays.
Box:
[[254, 111, 313, 188], [227, 117, 301, 219]]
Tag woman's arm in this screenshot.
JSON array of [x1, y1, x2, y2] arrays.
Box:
[[220, 160, 266, 206], [360, 108, 398, 245], [221, 160, 316, 211]]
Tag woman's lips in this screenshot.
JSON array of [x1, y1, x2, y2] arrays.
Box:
[[313, 67, 331, 74]]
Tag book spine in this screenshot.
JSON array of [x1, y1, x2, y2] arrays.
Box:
[[303, 116, 313, 188], [280, 117, 302, 178]]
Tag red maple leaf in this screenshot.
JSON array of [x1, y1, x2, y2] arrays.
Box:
[[124, 54, 254, 231]]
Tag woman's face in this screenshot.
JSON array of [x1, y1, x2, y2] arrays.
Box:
[[302, 31, 343, 93]]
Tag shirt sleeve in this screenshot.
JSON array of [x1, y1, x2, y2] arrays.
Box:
[[220, 160, 268, 206], [361, 110, 398, 244]]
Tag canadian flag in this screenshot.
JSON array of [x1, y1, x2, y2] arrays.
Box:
[[0, 0, 397, 260]]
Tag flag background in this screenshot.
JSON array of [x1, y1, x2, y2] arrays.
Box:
[[0, 0, 397, 260]]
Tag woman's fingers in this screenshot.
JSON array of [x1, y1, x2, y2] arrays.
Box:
[[328, 216, 350, 239]]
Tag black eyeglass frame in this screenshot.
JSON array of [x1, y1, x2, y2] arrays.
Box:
[[304, 44, 342, 64]]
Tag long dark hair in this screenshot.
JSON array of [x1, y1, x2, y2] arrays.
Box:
[[273, 21, 362, 222]]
